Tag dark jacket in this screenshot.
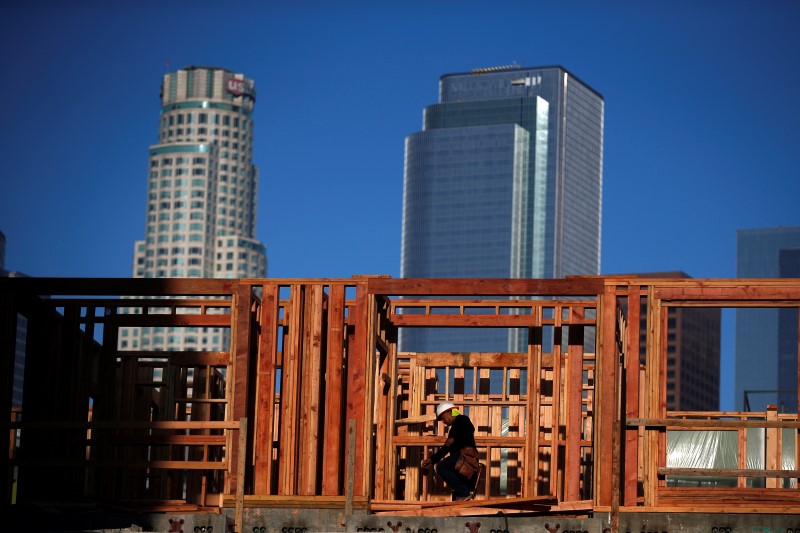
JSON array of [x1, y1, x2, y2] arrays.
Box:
[[431, 414, 476, 463]]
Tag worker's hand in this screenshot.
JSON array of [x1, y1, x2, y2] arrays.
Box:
[[420, 458, 432, 471]]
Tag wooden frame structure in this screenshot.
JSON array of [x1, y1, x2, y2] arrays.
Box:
[[2, 275, 800, 522]]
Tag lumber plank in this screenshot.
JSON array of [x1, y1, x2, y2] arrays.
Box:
[[623, 286, 641, 506], [659, 468, 800, 478], [525, 310, 542, 497], [298, 285, 324, 495], [565, 307, 583, 502], [107, 314, 233, 327], [229, 285, 253, 498], [642, 286, 660, 506], [254, 283, 279, 494], [322, 284, 346, 495], [11, 459, 228, 470], [279, 285, 303, 495], [366, 277, 604, 296], [374, 341, 390, 498], [223, 494, 369, 509], [384, 306, 400, 502], [597, 504, 800, 514], [415, 352, 527, 368], [345, 282, 369, 497], [655, 285, 800, 301], [626, 418, 800, 429]]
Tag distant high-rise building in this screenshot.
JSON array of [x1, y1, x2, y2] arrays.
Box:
[[735, 226, 800, 412], [0, 230, 29, 409], [400, 65, 604, 351], [626, 272, 720, 411], [121, 66, 267, 352]]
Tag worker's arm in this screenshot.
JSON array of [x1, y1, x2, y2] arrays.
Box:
[[421, 436, 455, 469]]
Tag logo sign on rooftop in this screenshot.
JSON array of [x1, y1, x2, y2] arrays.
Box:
[[227, 77, 247, 96]]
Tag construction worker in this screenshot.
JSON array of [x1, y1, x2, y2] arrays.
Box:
[[420, 401, 478, 501]]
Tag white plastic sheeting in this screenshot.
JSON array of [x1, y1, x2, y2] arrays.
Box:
[[666, 429, 797, 487]]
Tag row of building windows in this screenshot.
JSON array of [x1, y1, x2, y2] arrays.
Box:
[[218, 196, 244, 207], [216, 251, 262, 261], [161, 112, 249, 129], [119, 335, 222, 349], [148, 234, 206, 243], [149, 165, 249, 178], [137, 263, 262, 277], [162, 128, 248, 141], [127, 326, 218, 335], [138, 247, 206, 258], [137, 257, 204, 267], [148, 200, 206, 210], [137, 245, 261, 262], [157, 168, 207, 177], [144, 269, 205, 277], [152, 157, 207, 167], [147, 212, 205, 223], [147, 222, 205, 232], [150, 179, 207, 190], [148, 190, 209, 201]]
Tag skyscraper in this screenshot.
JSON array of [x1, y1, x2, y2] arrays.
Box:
[[735, 226, 800, 412], [121, 66, 267, 352], [400, 66, 604, 351], [624, 272, 720, 411], [0, 230, 29, 409]]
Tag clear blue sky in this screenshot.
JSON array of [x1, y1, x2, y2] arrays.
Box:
[[2, 1, 799, 409]]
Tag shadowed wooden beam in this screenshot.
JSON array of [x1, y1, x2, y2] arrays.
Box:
[[322, 284, 346, 495], [254, 283, 279, 494]]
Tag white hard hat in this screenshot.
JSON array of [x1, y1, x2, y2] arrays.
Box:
[[435, 401, 456, 418]]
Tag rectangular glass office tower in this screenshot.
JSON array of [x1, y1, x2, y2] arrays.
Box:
[[400, 66, 604, 352], [735, 226, 800, 412]]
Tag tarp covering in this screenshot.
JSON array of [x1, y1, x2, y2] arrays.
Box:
[[666, 429, 797, 487]]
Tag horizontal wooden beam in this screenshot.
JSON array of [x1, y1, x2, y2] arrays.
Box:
[[112, 435, 228, 445], [598, 504, 800, 514], [222, 494, 370, 509], [117, 351, 230, 365], [655, 286, 800, 301], [393, 436, 526, 446], [390, 315, 535, 327], [47, 298, 233, 310], [415, 352, 527, 368], [108, 314, 233, 327], [660, 468, 800, 478], [393, 298, 596, 308], [11, 459, 228, 470], [628, 418, 800, 429], [395, 414, 435, 426], [1, 277, 240, 296], [367, 278, 604, 296], [6, 420, 240, 430]]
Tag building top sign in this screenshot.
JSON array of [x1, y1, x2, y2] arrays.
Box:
[[226, 77, 253, 98]]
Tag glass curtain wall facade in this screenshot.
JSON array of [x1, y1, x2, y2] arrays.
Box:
[[121, 66, 267, 352], [735, 226, 800, 412], [400, 66, 604, 352]]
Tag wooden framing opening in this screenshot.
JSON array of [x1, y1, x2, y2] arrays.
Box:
[[2, 276, 800, 517]]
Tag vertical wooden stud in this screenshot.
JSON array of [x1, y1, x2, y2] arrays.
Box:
[[279, 285, 304, 495], [624, 286, 641, 505], [595, 284, 618, 506], [565, 307, 584, 502], [322, 284, 346, 495], [254, 283, 279, 494], [229, 283, 253, 498]]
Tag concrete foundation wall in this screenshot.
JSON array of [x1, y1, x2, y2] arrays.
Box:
[[6, 508, 800, 533]]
